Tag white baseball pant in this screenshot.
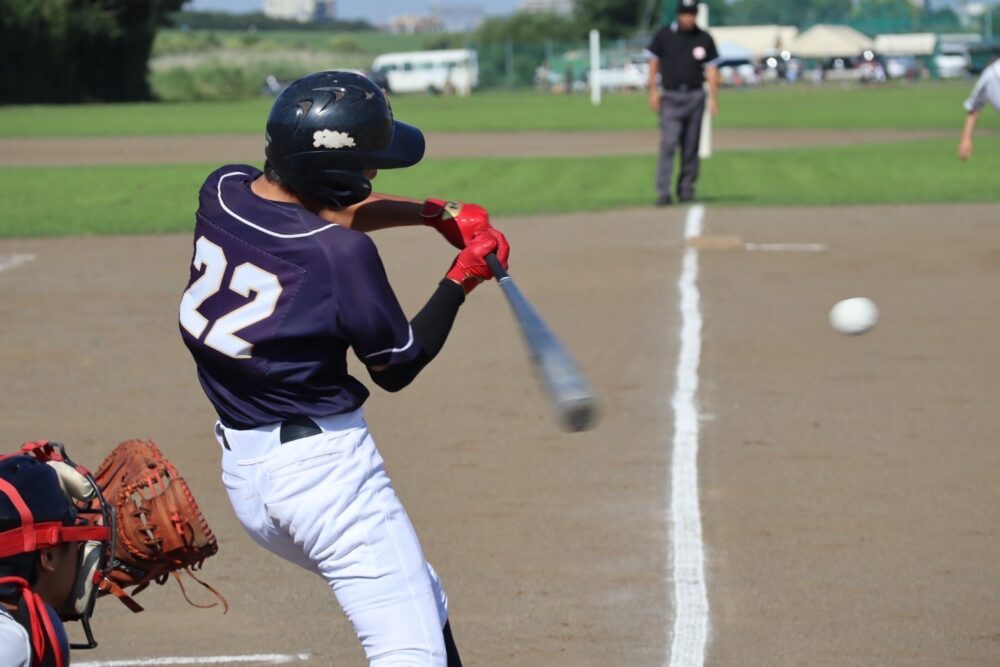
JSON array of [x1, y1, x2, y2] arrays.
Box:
[[216, 408, 450, 666]]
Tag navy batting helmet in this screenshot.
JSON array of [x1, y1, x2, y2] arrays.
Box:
[[264, 71, 425, 209]]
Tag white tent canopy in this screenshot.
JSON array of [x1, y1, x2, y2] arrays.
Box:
[[791, 24, 874, 59], [874, 33, 937, 56], [708, 25, 799, 60]]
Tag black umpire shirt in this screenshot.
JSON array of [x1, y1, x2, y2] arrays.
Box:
[[647, 25, 719, 90]]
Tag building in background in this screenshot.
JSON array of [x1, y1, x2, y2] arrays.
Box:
[[387, 15, 446, 33], [428, 2, 487, 32], [519, 0, 574, 15], [263, 0, 337, 22]]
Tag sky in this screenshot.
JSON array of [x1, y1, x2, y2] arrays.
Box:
[[185, 0, 522, 22]]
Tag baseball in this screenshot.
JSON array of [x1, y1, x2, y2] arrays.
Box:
[[829, 297, 879, 335]]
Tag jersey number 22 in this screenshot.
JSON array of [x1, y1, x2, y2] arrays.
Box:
[[179, 236, 282, 359]]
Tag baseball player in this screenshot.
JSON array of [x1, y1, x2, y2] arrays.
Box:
[[647, 0, 720, 205], [178, 71, 510, 666], [0, 452, 109, 667], [958, 56, 1000, 161]]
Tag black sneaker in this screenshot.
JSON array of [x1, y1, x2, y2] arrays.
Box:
[[655, 195, 673, 207], [678, 193, 696, 203]]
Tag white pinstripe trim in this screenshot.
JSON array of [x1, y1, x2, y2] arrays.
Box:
[[217, 172, 340, 239], [364, 326, 415, 360]]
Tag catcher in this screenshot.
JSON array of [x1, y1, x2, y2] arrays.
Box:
[[0, 443, 111, 667], [0, 440, 222, 666]]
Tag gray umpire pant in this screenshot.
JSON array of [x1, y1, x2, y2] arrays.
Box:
[[656, 88, 706, 201]]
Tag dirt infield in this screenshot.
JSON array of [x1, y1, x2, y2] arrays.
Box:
[[0, 128, 964, 166], [1, 202, 999, 666]]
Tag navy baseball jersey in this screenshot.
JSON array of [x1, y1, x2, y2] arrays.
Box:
[[179, 165, 420, 428]]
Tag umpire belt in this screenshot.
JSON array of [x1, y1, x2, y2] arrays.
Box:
[[221, 416, 322, 450]]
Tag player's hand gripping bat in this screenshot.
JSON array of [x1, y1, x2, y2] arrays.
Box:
[[486, 254, 598, 432]]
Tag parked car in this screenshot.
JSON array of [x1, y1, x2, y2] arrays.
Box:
[[821, 57, 866, 81], [591, 61, 648, 90], [935, 45, 971, 78]]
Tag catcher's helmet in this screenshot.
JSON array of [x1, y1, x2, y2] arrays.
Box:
[[0, 456, 76, 580], [264, 70, 425, 209]]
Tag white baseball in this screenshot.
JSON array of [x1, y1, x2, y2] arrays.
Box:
[[829, 297, 879, 335]]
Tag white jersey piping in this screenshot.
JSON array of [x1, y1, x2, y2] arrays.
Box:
[[217, 171, 340, 239], [364, 326, 415, 360]]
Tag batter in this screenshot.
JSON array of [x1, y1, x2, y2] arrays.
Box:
[[178, 71, 510, 666]]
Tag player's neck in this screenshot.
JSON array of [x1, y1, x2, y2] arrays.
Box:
[[251, 175, 302, 205]]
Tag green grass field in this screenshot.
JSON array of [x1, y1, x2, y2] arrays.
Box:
[[157, 29, 439, 54], [1, 81, 996, 137], [1, 137, 996, 237], [2, 83, 996, 237]]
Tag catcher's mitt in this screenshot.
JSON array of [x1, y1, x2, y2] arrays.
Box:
[[91, 439, 226, 613]]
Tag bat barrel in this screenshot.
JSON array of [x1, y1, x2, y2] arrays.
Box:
[[486, 253, 599, 432]]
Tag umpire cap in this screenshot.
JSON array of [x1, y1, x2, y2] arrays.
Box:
[[677, 0, 699, 12], [0, 456, 76, 582], [264, 71, 425, 209]]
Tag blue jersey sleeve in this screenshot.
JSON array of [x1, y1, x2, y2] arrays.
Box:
[[331, 234, 422, 368]]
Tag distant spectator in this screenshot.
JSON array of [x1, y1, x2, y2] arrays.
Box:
[[443, 66, 456, 96], [263, 75, 284, 96], [958, 57, 1000, 160], [786, 59, 799, 83], [535, 61, 551, 91]]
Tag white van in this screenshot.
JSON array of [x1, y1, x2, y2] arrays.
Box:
[[371, 49, 479, 95]]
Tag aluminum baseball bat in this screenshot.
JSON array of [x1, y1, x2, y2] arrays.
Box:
[[486, 254, 598, 432]]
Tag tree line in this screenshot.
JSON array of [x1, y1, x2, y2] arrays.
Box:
[[0, 2, 378, 104], [477, 0, 963, 43], [0, 0, 186, 104]]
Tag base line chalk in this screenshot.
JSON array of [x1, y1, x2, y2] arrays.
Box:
[[74, 654, 310, 667], [0, 253, 36, 273], [667, 205, 709, 667]]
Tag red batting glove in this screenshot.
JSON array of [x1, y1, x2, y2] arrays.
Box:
[[422, 199, 510, 260], [445, 229, 506, 294]]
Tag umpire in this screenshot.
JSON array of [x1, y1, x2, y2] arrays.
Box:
[[647, 0, 720, 205]]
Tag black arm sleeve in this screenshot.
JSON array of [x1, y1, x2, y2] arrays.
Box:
[[368, 279, 465, 392]]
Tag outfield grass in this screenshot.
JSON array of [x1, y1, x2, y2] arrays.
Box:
[[1, 137, 996, 237], [156, 29, 438, 54], [1, 81, 996, 137]]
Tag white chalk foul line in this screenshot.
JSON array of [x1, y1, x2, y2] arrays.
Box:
[[0, 253, 36, 272], [668, 205, 709, 667], [74, 654, 310, 667]]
